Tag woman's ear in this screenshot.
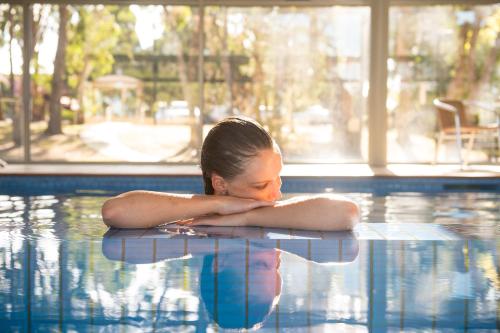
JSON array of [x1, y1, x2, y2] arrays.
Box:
[[211, 172, 228, 195]]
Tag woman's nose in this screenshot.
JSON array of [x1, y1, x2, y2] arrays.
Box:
[[269, 178, 282, 201], [273, 190, 282, 201]]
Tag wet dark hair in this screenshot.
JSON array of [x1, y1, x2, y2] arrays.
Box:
[[200, 116, 274, 195]]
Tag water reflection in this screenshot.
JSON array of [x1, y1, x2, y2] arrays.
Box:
[[102, 229, 360, 330], [0, 231, 498, 331]]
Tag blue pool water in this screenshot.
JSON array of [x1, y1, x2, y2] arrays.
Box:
[[0, 176, 498, 332]]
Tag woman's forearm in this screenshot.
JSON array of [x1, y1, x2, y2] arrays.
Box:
[[244, 195, 360, 231], [102, 191, 219, 228]]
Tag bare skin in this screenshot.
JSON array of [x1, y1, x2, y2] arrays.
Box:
[[102, 146, 360, 231]]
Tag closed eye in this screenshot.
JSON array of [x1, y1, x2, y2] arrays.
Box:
[[254, 261, 271, 269], [254, 183, 268, 190]]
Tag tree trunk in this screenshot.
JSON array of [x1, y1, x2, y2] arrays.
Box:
[[76, 58, 93, 124], [470, 30, 499, 101], [251, 29, 265, 123], [221, 8, 234, 114], [47, 5, 68, 135], [12, 100, 22, 146], [165, 6, 200, 152], [30, 5, 43, 121], [7, 5, 22, 146], [188, 9, 202, 150], [446, 8, 481, 99], [8, 5, 14, 99]]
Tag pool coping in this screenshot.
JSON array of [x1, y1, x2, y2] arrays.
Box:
[[1, 163, 499, 194], [0, 163, 499, 178]]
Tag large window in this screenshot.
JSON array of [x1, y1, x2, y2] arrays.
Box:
[[388, 4, 500, 163], [204, 7, 370, 162], [0, 1, 498, 164], [0, 3, 370, 163], [29, 4, 200, 162]]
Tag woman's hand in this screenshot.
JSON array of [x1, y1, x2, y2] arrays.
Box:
[[214, 195, 275, 215], [174, 196, 272, 227], [177, 212, 248, 227]]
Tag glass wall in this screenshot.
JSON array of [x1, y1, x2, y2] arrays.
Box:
[[0, 4, 23, 161], [388, 4, 500, 163], [28, 4, 201, 162], [203, 6, 370, 162], [1, 2, 370, 163], [1, 1, 498, 164]]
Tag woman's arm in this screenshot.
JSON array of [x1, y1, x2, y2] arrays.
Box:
[[101, 190, 273, 229], [179, 194, 360, 231]]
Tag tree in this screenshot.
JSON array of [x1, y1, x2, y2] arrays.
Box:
[[32, 5, 56, 122], [66, 5, 120, 124], [468, 7, 500, 102], [446, 6, 499, 101], [6, 5, 15, 100], [0, 5, 22, 145], [163, 6, 202, 153], [109, 6, 139, 60], [46, 5, 68, 135]]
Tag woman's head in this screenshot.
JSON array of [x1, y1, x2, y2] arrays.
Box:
[[200, 117, 282, 201], [200, 248, 282, 330]]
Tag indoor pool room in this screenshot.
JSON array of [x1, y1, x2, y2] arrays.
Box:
[[0, 1, 499, 332]]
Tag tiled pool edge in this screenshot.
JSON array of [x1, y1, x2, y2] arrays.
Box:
[[1, 174, 499, 194], [1, 163, 499, 177]]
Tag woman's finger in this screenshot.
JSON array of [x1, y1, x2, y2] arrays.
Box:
[[254, 200, 276, 208], [188, 216, 219, 226], [223, 198, 275, 215], [175, 218, 194, 226]]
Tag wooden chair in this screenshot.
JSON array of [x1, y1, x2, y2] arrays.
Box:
[[433, 98, 499, 165]]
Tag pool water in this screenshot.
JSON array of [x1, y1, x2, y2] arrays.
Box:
[[0, 191, 498, 332]]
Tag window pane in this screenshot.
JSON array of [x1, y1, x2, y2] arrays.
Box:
[[0, 5, 23, 162], [204, 6, 370, 162], [31, 4, 201, 162], [388, 5, 500, 163]]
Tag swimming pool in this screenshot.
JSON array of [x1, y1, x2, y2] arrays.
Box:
[[0, 176, 498, 332]]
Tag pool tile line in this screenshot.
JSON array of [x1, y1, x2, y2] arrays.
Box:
[[104, 223, 467, 240]]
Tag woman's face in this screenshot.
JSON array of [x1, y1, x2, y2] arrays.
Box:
[[225, 145, 283, 202], [218, 249, 282, 302]]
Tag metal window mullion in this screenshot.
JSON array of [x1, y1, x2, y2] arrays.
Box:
[[7, 0, 498, 6], [8, 1, 371, 6], [368, 0, 388, 167], [22, 4, 32, 163], [390, 0, 498, 5], [198, 2, 205, 156]]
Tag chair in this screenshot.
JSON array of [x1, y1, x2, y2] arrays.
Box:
[[433, 98, 499, 165]]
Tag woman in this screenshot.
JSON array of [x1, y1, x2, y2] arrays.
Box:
[[102, 116, 359, 231]]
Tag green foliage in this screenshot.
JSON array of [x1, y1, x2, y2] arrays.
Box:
[[169, 6, 194, 35], [0, 4, 23, 96], [66, 6, 121, 90], [476, 7, 500, 83], [0, 5, 23, 48], [109, 6, 139, 59]]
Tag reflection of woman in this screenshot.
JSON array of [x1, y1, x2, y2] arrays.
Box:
[[102, 117, 359, 231], [200, 247, 282, 329], [102, 229, 359, 330]]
